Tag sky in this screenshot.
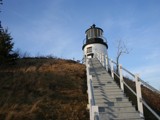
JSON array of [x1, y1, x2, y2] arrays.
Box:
[[1, 0, 160, 89]]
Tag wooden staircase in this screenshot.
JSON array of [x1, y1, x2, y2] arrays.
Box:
[[88, 58, 144, 120]]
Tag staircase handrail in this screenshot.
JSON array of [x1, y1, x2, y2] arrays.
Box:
[[94, 51, 160, 119], [89, 79, 95, 105], [106, 56, 160, 94], [114, 71, 160, 119], [123, 76, 160, 120], [121, 66, 135, 78], [86, 58, 100, 120], [121, 65, 160, 94], [139, 78, 160, 94]]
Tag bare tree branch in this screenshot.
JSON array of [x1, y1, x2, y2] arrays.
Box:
[[116, 39, 130, 73]]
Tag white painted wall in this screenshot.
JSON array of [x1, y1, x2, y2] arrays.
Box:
[[83, 43, 108, 58]]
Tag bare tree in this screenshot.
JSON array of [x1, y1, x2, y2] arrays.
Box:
[[116, 39, 129, 73]]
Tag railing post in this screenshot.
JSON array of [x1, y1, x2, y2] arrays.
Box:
[[135, 74, 144, 117], [100, 53, 102, 64], [102, 53, 105, 67], [100, 53, 102, 63], [103, 54, 106, 67], [95, 52, 98, 59], [101, 53, 103, 64], [95, 50, 97, 59], [98, 52, 100, 61], [92, 106, 99, 120], [119, 64, 124, 91], [98, 52, 101, 61], [105, 55, 109, 71], [110, 60, 114, 79], [101, 53, 103, 66], [97, 52, 99, 61]]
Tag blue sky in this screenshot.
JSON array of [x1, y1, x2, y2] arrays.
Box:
[[1, 0, 160, 89]]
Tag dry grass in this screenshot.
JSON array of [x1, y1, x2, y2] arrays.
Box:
[[0, 58, 89, 120]]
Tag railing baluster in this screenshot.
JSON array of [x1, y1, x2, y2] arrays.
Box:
[[100, 53, 102, 63], [105, 55, 109, 71], [92, 106, 99, 120], [102, 53, 105, 67], [119, 64, 124, 91], [110, 60, 114, 79], [135, 74, 144, 117]]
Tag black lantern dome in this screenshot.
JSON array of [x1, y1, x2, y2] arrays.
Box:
[[82, 24, 108, 50]]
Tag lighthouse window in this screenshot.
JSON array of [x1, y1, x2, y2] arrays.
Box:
[[87, 47, 92, 53]]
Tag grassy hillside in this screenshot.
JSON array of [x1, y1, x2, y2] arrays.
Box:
[[0, 58, 89, 120]]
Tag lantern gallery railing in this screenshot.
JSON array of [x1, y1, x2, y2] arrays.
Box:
[[94, 51, 160, 120]]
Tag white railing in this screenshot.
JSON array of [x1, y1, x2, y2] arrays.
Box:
[[86, 58, 100, 120], [95, 51, 160, 120]]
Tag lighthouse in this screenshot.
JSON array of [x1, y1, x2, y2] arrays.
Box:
[[82, 24, 108, 63]]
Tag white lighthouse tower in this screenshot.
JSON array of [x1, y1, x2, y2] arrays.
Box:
[[82, 24, 108, 64]]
